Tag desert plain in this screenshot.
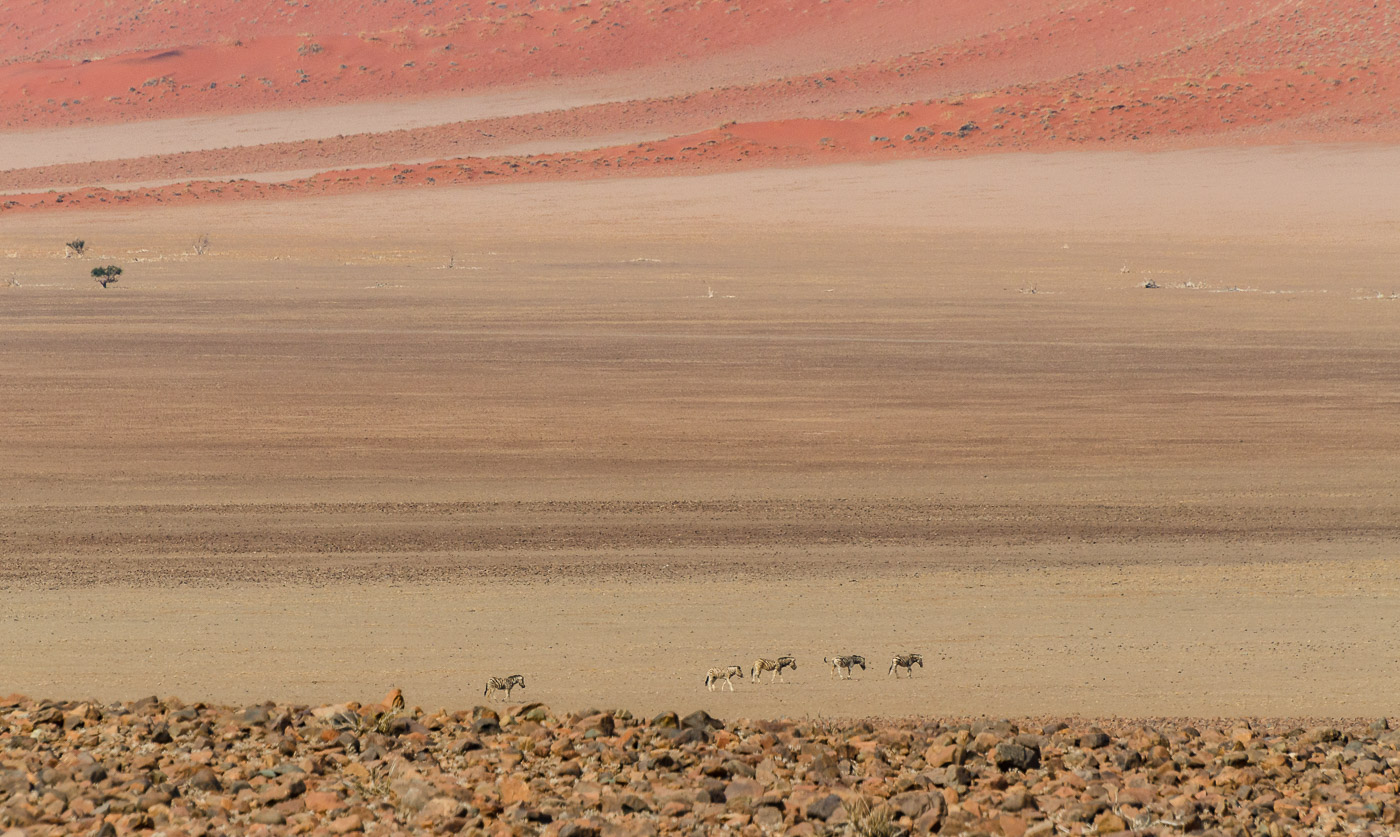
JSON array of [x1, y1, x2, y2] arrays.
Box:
[[3, 0, 1400, 833], [4, 145, 1399, 720]]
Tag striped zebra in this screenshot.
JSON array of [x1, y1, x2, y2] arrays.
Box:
[[705, 665, 744, 692], [483, 674, 526, 699], [824, 654, 867, 679], [889, 653, 924, 677], [751, 656, 797, 683]]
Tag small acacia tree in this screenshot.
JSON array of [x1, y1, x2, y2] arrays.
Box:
[[91, 265, 122, 288], [65, 239, 86, 257]]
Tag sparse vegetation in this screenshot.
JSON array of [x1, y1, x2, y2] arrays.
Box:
[[65, 239, 86, 257], [844, 797, 902, 837], [192, 233, 211, 255], [91, 265, 123, 288]]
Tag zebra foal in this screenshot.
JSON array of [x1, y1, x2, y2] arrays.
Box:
[[483, 674, 526, 699], [750, 655, 797, 683], [889, 653, 924, 677], [705, 665, 744, 692]]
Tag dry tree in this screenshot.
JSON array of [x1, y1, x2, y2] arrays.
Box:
[[91, 265, 123, 288]]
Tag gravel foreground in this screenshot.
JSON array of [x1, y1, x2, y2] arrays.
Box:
[[1, 693, 1396, 836]]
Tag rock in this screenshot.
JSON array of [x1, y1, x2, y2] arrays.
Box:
[[391, 779, 435, 812], [889, 791, 932, 817], [912, 794, 947, 834], [80, 763, 108, 784], [803, 751, 840, 783], [1304, 727, 1343, 745], [418, 796, 465, 822], [328, 813, 363, 833], [187, 768, 221, 791], [1079, 731, 1112, 749], [669, 727, 708, 746], [1092, 811, 1128, 834], [471, 717, 502, 735], [806, 794, 843, 822], [650, 712, 680, 729], [753, 805, 784, 831], [925, 743, 964, 767], [303, 790, 342, 812], [681, 710, 723, 731], [501, 775, 533, 806], [725, 778, 763, 803], [250, 809, 286, 825], [584, 714, 615, 736], [932, 765, 972, 788], [240, 705, 272, 726], [993, 742, 1039, 771]]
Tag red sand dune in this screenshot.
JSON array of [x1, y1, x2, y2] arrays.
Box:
[[1, 0, 1398, 213]]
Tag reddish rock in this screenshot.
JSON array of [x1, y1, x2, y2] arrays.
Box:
[[328, 813, 363, 833], [302, 791, 342, 813]]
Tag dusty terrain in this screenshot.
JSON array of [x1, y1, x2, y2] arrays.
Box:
[[2, 146, 1398, 720]]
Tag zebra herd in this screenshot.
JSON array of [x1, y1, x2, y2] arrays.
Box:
[[705, 653, 923, 691], [483, 653, 924, 700]]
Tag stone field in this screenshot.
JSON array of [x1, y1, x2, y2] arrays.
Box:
[[2, 692, 1397, 836]]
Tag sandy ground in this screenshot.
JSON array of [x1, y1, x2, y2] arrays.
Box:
[[2, 147, 1398, 718]]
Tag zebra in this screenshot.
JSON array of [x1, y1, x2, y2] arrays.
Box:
[[824, 654, 867, 679], [705, 665, 744, 692], [751, 656, 797, 683], [483, 674, 526, 699], [889, 653, 924, 677]]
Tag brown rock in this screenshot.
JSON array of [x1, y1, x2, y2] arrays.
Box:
[[418, 796, 465, 822], [1092, 812, 1128, 834], [501, 775, 533, 806], [999, 814, 1029, 837], [925, 743, 965, 767], [187, 768, 221, 791], [912, 800, 946, 835], [889, 791, 933, 818], [752, 805, 785, 832], [328, 813, 363, 833], [250, 809, 286, 825], [303, 790, 342, 813], [725, 778, 764, 804]]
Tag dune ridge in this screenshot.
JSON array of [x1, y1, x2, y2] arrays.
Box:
[[2, 0, 1398, 212]]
